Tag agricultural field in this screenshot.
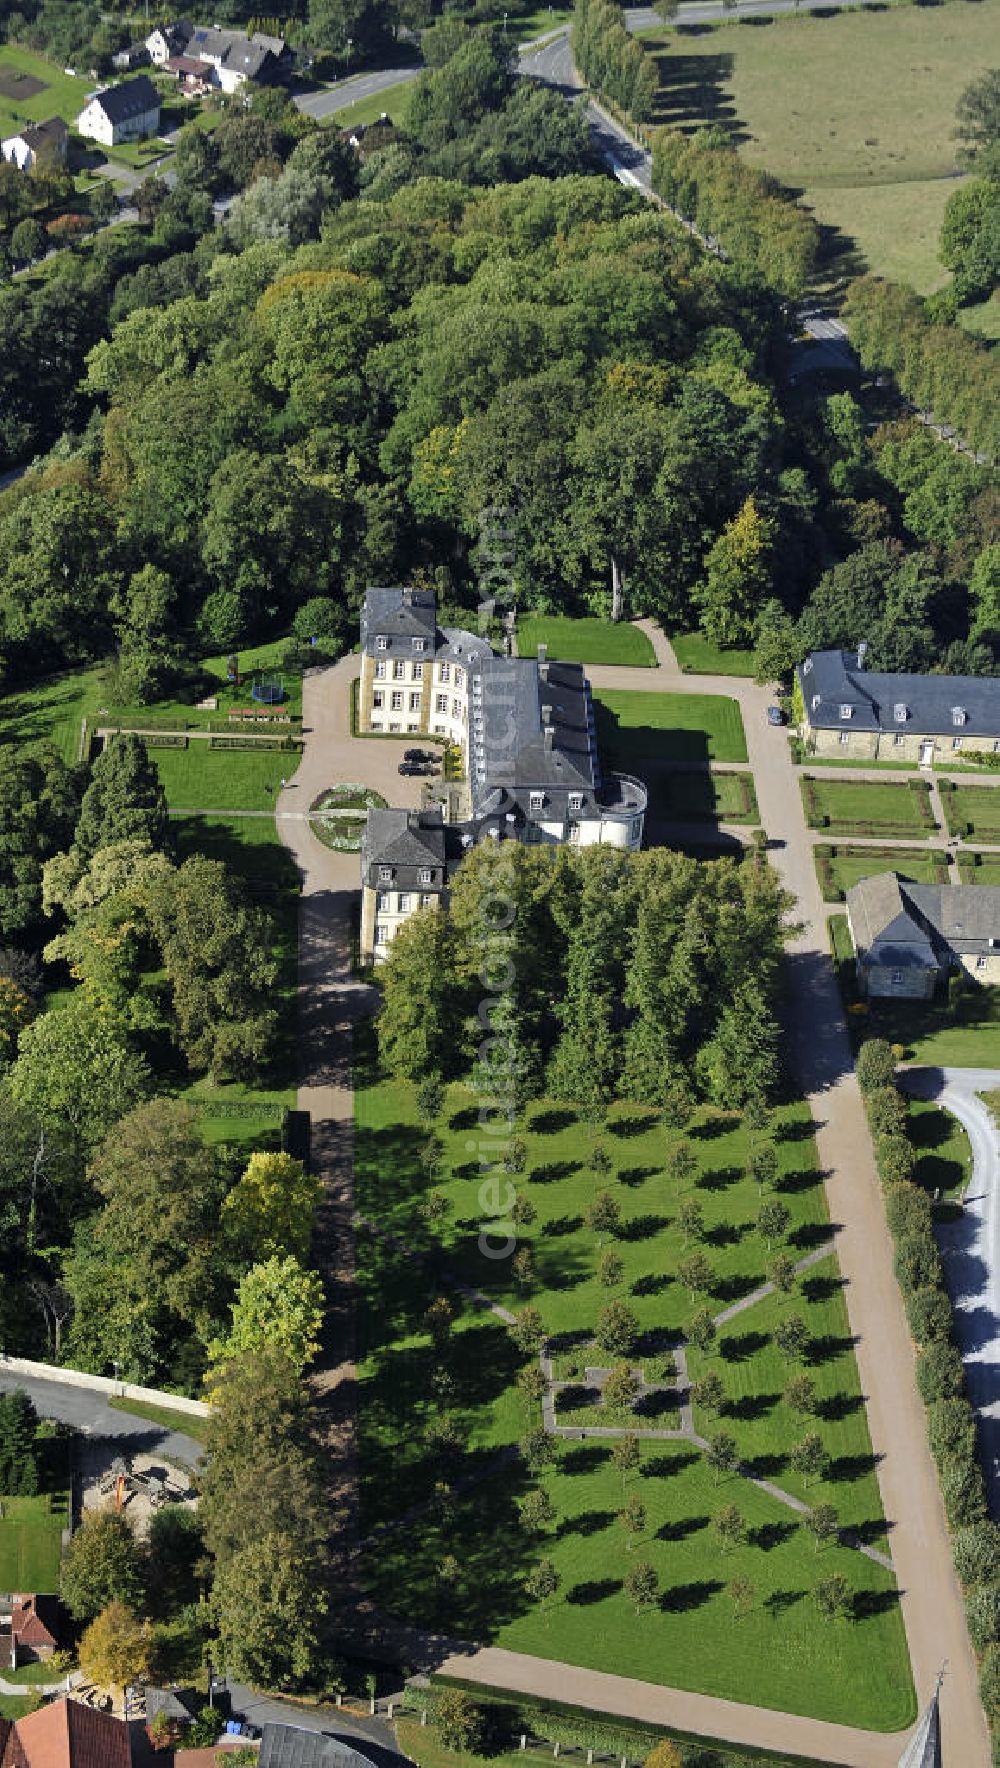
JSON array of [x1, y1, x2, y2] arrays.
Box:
[[593, 690, 747, 765], [353, 1037, 914, 1729], [0, 45, 90, 142], [813, 844, 948, 903], [800, 776, 936, 839], [637, 1, 998, 300], [517, 616, 657, 668]]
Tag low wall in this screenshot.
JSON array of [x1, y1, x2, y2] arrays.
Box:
[[0, 1355, 210, 1418]]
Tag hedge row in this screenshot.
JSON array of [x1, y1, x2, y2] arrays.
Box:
[[572, 0, 658, 122], [857, 1039, 999, 1743], [208, 735, 303, 753], [140, 733, 188, 749], [650, 128, 819, 300]]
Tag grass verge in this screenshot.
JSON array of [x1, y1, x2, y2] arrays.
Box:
[[594, 690, 747, 765], [107, 1396, 208, 1443], [517, 616, 657, 668], [670, 633, 756, 678]]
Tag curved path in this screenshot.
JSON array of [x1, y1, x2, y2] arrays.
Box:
[[900, 1069, 1000, 1518], [277, 633, 988, 1767]]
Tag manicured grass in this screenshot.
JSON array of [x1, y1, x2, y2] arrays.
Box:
[[939, 781, 1000, 842], [517, 616, 657, 668], [827, 913, 854, 968], [638, 1, 990, 291], [0, 44, 90, 140], [656, 769, 759, 825], [3, 1658, 70, 1685], [0, 664, 103, 763], [594, 690, 747, 765], [957, 852, 1000, 887], [0, 1698, 41, 1720], [354, 1041, 912, 1727], [150, 744, 300, 811], [670, 632, 756, 678], [907, 1100, 972, 1205], [108, 1396, 208, 1443], [871, 989, 1000, 1068], [813, 844, 948, 904], [801, 776, 936, 839], [322, 78, 415, 130], [0, 1493, 66, 1592]]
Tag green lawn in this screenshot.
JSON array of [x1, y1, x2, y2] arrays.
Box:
[[594, 690, 747, 765], [960, 297, 1000, 344], [0, 44, 90, 140], [670, 632, 756, 678], [638, 0, 994, 291], [814, 844, 948, 904], [517, 617, 657, 668], [656, 769, 759, 825], [321, 78, 415, 130], [353, 1039, 912, 1728], [151, 744, 300, 811], [108, 1396, 208, 1443], [801, 776, 936, 839], [939, 782, 1000, 842], [0, 1493, 66, 1592], [907, 1100, 972, 1205], [871, 989, 1000, 1067], [957, 852, 1000, 887]]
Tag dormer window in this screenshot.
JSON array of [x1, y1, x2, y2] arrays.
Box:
[[803, 658, 813, 675], [376, 636, 388, 651], [418, 868, 433, 885], [569, 792, 584, 812], [839, 704, 853, 721], [529, 791, 545, 812], [379, 866, 393, 882], [952, 707, 967, 727], [811, 694, 820, 712], [413, 638, 427, 652], [894, 703, 907, 723]]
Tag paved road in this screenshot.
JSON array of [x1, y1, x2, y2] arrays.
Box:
[[295, 65, 420, 120], [0, 1370, 203, 1468], [900, 1068, 1000, 1517], [224, 1683, 401, 1763]]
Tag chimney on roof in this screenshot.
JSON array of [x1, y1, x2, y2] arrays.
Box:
[[537, 643, 547, 663], [539, 661, 549, 682], [541, 705, 552, 724], [543, 727, 554, 751], [856, 640, 868, 670], [402, 587, 414, 606]]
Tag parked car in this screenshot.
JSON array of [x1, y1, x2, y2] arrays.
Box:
[[403, 746, 431, 762], [766, 705, 784, 727], [398, 760, 424, 775]]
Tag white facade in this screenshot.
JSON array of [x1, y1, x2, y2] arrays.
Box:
[[1, 134, 35, 171], [76, 92, 160, 146]]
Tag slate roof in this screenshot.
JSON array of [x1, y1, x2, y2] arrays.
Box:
[[187, 25, 287, 77], [259, 1722, 376, 1768], [896, 1687, 941, 1768], [9, 118, 67, 154], [799, 649, 1000, 738], [86, 74, 160, 124], [363, 808, 447, 871], [0, 1697, 131, 1768], [469, 655, 598, 812], [146, 1684, 199, 1721], [847, 874, 1000, 965], [361, 586, 438, 655]]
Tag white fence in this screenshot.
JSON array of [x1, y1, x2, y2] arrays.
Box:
[[0, 1355, 210, 1418]]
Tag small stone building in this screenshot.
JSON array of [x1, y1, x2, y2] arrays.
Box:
[[847, 873, 1000, 997], [796, 649, 1000, 764]]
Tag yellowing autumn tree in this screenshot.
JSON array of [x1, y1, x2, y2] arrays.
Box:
[[79, 1601, 151, 1691], [697, 497, 776, 649]]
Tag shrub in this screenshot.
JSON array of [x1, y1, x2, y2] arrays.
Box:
[[875, 1134, 915, 1187], [906, 1285, 954, 1345], [858, 1039, 899, 1092], [967, 1584, 1000, 1653], [893, 1230, 942, 1294], [953, 1522, 1000, 1588], [884, 1182, 932, 1239], [867, 1086, 907, 1139], [916, 1340, 966, 1404], [925, 1397, 977, 1467], [981, 1645, 1000, 1724], [435, 1688, 486, 1753], [940, 1456, 989, 1529]]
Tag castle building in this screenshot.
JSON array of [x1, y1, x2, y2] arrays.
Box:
[[358, 588, 647, 960], [796, 648, 1000, 766]]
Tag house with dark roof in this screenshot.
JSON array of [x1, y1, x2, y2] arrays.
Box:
[[76, 75, 160, 146], [184, 25, 292, 92], [358, 588, 647, 960], [258, 1721, 376, 1768], [796, 649, 1000, 765], [0, 1695, 131, 1767], [112, 41, 151, 69], [145, 20, 194, 62], [1, 117, 68, 171], [847, 873, 1000, 997]]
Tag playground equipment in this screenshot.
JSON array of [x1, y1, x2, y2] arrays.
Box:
[[99, 1457, 186, 1512], [250, 670, 285, 705]]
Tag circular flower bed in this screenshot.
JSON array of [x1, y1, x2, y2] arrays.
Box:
[[309, 784, 387, 852]]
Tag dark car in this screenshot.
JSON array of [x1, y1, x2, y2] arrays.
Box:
[[766, 705, 785, 727], [403, 747, 431, 762], [398, 760, 424, 775]]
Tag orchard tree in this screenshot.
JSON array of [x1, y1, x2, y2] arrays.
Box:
[[813, 1574, 853, 1623], [757, 1199, 790, 1249], [603, 1362, 638, 1411], [677, 1250, 713, 1299], [520, 1427, 556, 1475], [620, 1494, 647, 1550], [509, 1306, 545, 1356], [687, 1308, 717, 1355], [623, 1559, 659, 1614], [678, 1197, 704, 1246], [805, 1503, 839, 1553], [774, 1314, 809, 1362], [784, 1373, 818, 1416], [713, 1503, 746, 1553], [595, 1300, 639, 1359], [599, 1248, 625, 1288], [728, 1576, 756, 1621], [705, 1430, 739, 1484], [612, 1432, 641, 1489], [526, 1557, 560, 1620], [587, 1191, 621, 1239], [790, 1431, 827, 1487], [747, 1141, 778, 1193], [692, 1371, 725, 1417], [767, 1252, 797, 1298], [666, 1139, 698, 1194], [518, 1488, 555, 1534]]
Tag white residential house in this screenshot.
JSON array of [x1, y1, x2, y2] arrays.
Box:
[[183, 25, 292, 92], [1, 117, 68, 171], [145, 20, 193, 62], [76, 75, 161, 147]]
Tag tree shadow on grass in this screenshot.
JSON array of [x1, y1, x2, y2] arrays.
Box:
[[618, 1165, 660, 1188], [656, 1513, 708, 1543], [607, 1112, 657, 1139], [619, 1213, 670, 1242], [741, 1452, 788, 1479], [541, 1214, 583, 1238], [705, 1222, 745, 1249], [566, 1579, 620, 1606], [817, 1393, 864, 1424], [713, 1273, 763, 1305], [450, 1106, 479, 1132], [790, 1222, 837, 1252], [559, 1508, 616, 1539], [726, 1393, 780, 1424], [852, 1516, 894, 1547], [642, 1448, 700, 1479], [698, 1166, 743, 1192], [632, 1273, 671, 1297], [529, 1108, 577, 1134], [763, 1588, 804, 1619], [828, 1452, 880, 1484], [560, 1444, 609, 1476], [749, 1520, 798, 1552], [853, 1588, 903, 1621], [776, 1118, 817, 1145], [690, 1119, 732, 1142], [720, 1329, 771, 1362], [801, 1273, 846, 1305], [806, 1333, 858, 1366], [529, 1160, 581, 1185], [661, 1579, 724, 1613]]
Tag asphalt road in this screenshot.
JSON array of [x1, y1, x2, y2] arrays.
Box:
[[295, 64, 419, 120], [899, 1067, 1000, 1516], [0, 1371, 204, 1469]]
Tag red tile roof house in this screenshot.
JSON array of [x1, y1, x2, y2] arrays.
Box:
[[0, 1597, 59, 1669], [0, 1697, 131, 1766]]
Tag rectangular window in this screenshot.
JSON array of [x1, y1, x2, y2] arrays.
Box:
[[452, 698, 462, 719], [891, 970, 903, 985], [436, 694, 448, 714], [373, 691, 384, 709], [413, 639, 427, 652], [454, 668, 464, 689], [392, 660, 405, 680], [411, 662, 422, 680], [376, 636, 388, 651], [439, 662, 450, 683], [376, 892, 389, 910], [409, 692, 421, 711], [390, 691, 403, 711], [892, 734, 903, 747], [977, 957, 988, 971], [379, 867, 392, 882], [389, 722, 400, 732], [420, 893, 433, 908], [419, 868, 432, 885], [530, 791, 545, 812], [839, 731, 849, 746], [397, 894, 410, 913], [569, 792, 583, 811], [374, 660, 386, 679], [953, 737, 963, 750], [374, 924, 387, 944], [839, 704, 853, 720]]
